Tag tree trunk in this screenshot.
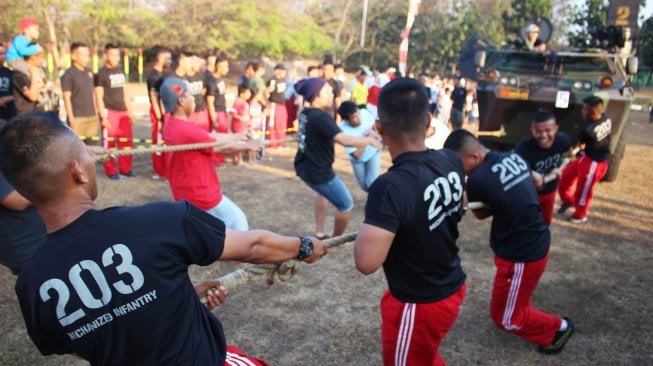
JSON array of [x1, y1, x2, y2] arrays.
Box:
[[41, 6, 62, 71]]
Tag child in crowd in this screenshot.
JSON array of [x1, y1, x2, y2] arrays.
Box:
[[337, 101, 381, 191], [6, 18, 40, 76], [230, 85, 251, 166]]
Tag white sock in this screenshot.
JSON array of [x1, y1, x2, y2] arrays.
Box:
[[559, 319, 568, 331]]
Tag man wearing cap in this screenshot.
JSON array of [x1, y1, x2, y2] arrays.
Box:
[[557, 96, 611, 223], [160, 77, 257, 231], [525, 23, 541, 51], [266, 64, 288, 147], [294, 78, 382, 239]]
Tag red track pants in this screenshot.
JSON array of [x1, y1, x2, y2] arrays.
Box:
[[558, 155, 608, 220]]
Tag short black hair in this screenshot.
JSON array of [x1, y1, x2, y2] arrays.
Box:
[[338, 101, 358, 120], [377, 78, 429, 138], [237, 85, 251, 96], [153, 46, 171, 59], [71, 42, 88, 52], [0, 111, 76, 202], [307, 65, 318, 73], [104, 43, 119, 52], [443, 128, 479, 152], [215, 54, 228, 65], [583, 95, 603, 108], [531, 110, 556, 123]]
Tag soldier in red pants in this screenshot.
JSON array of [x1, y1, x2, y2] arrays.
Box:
[[558, 96, 611, 223]]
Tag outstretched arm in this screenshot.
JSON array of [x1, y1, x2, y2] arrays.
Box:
[[220, 229, 327, 264]]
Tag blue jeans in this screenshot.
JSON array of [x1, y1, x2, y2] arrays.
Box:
[[205, 195, 249, 231], [350, 151, 381, 192], [305, 175, 354, 212]]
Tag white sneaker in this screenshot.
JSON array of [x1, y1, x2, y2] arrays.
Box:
[[569, 216, 587, 223]]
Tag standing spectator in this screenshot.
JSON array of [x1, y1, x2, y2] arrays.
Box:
[[337, 101, 380, 191], [0, 110, 326, 366], [0, 43, 17, 121], [444, 129, 574, 355], [207, 55, 230, 165], [294, 78, 381, 239], [351, 68, 369, 109], [450, 77, 467, 130], [230, 85, 252, 166], [515, 110, 572, 225], [354, 78, 467, 365], [61, 42, 99, 144], [557, 96, 612, 223], [321, 61, 342, 120], [248, 62, 267, 114], [145, 46, 171, 179], [266, 63, 288, 148], [207, 55, 230, 134], [186, 55, 211, 131], [94, 43, 134, 180], [11, 45, 43, 115], [239, 61, 256, 88]]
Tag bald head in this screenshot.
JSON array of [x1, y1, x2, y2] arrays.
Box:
[[0, 111, 83, 203]]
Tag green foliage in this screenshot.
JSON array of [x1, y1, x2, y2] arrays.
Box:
[[502, 0, 553, 35], [639, 16, 653, 68]]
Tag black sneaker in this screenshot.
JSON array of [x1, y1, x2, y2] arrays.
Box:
[[537, 317, 575, 355], [557, 202, 573, 215], [120, 171, 138, 178]]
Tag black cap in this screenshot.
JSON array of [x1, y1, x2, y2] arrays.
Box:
[[582, 95, 603, 107], [274, 63, 286, 70]]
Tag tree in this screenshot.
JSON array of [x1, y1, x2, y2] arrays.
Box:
[[502, 0, 553, 35], [639, 16, 653, 71]]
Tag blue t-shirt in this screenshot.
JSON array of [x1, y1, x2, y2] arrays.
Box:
[[16, 201, 228, 365], [365, 149, 466, 303], [7, 35, 38, 62], [467, 151, 550, 262], [338, 109, 378, 163], [514, 133, 572, 195]]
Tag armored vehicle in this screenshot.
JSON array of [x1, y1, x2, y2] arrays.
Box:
[[462, 3, 640, 182]]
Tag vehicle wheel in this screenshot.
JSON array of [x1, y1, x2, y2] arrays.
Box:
[[603, 122, 628, 182]]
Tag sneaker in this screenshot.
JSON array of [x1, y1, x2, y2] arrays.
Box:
[[151, 174, 162, 180], [569, 216, 588, 224], [557, 202, 573, 215], [107, 174, 120, 180], [537, 317, 575, 355], [120, 171, 137, 178]]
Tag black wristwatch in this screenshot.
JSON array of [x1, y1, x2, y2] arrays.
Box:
[[297, 236, 314, 260]]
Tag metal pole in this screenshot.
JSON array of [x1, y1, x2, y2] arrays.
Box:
[[360, 0, 369, 65]]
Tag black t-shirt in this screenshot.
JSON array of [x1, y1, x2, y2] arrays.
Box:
[[12, 70, 38, 114], [61, 66, 96, 118], [208, 76, 227, 112], [294, 108, 341, 184], [467, 151, 550, 262], [0, 66, 17, 120], [146, 68, 164, 104], [184, 73, 207, 112], [94, 66, 127, 111], [365, 149, 467, 303], [16, 201, 228, 365], [450, 87, 466, 111], [267, 77, 287, 104], [514, 133, 572, 194], [579, 112, 611, 162], [0, 172, 46, 274]]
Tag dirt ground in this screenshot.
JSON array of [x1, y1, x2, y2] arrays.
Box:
[[0, 106, 651, 365]]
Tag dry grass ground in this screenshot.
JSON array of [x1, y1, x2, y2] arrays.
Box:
[[0, 105, 651, 365]]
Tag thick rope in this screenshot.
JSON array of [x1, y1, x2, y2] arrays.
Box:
[[202, 232, 358, 300], [96, 136, 297, 162]]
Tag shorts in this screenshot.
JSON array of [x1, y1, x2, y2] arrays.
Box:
[[205, 195, 249, 231], [304, 175, 354, 212]]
